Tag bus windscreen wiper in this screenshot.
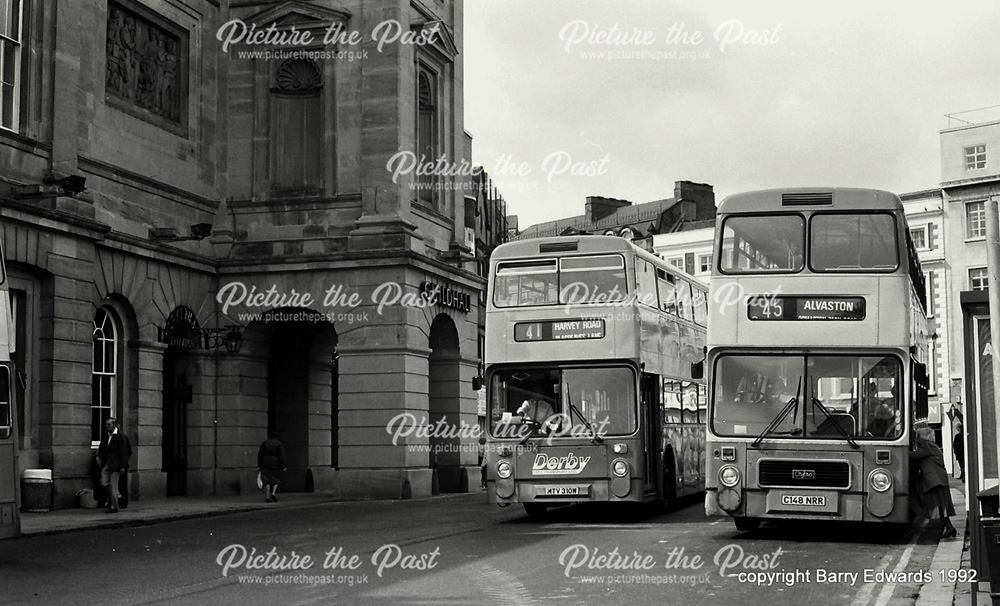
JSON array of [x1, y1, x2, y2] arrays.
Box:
[[566, 390, 603, 444], [751, 377, 802, 448], [811, 397, 860, 449]]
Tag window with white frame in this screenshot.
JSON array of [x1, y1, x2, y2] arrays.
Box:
[[928, 339, 938, 395], [925, 270, 934, 316], [668, 257, 683, 269], [92, 309, 118, 446], [909, 227, 927, 250], [965, 145, 987, 171], [0, 0, 23, 131], [698, 254, 712, 273], [969, 267, 988, 291], [967, 201, 986, 239]]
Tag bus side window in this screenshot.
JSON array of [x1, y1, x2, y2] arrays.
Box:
[[656, 269, 677, 315], [676, 282, 693, 321], [635, 259, 657, 308], [697, 384, 708, 425], [692, 288, 708, 326], [662, 381, 682, 424], [0, 367, 10, 439], [681, 382, 698, 424]]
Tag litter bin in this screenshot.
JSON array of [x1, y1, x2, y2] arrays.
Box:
[[980, 486, 1000, 517], [21, 469, 53, 513]]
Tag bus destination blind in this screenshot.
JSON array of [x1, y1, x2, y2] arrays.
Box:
[[514, 319, 606, 342], [747, 296, 866, 321]]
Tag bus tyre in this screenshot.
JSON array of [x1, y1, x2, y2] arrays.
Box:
[[523, 503, 548, 519], [734, 517, 760, 532]]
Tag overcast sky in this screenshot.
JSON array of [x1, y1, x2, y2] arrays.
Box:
[[463, 0, 1000, 229]]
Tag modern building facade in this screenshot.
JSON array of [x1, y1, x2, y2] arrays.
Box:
[[0, 0, 503, 508]]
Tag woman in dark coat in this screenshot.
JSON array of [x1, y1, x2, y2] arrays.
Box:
[[257, 432, 287, 503], [911, 426, 957, 538]]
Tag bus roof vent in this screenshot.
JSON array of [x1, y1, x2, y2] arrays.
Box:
[[781, 192, 833, 206], [539, 241, 578, 253]]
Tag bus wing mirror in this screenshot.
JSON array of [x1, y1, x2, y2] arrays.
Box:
[[691, 361, 704, 380], [472, 376, 482, 391]]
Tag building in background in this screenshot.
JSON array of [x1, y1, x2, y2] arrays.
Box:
[[939, 108, 1000, 478], [514, 181, 716, 251], [0, 0, 500, 507]]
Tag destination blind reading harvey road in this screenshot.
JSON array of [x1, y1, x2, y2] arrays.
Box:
[[514, 319, 606, 342], [747, 296, 866, 321]]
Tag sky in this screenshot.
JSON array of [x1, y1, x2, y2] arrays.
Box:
[[463, 0, 1000, 229]]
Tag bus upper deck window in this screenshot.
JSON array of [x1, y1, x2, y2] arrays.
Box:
[[0, 366, 10, 439], [559, 255, 627, 304], [810, 213, 898, 272], [720, 215, 804, 273], [493, 260, 558, 307]]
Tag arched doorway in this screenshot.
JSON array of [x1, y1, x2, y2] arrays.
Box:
[[428, 314, 461, 492], [260, 311, 338, 492], [159, 306, 201, 496]]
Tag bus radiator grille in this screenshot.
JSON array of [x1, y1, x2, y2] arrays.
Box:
[[757, 460, 850, 490]]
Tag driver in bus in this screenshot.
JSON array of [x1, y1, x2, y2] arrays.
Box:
[[517, 394, 559, 433]]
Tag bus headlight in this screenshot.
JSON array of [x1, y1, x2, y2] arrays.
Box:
[[612, 459, 629, 477], [497, 460, 513, 479], [869, 469, 892, 493], [719, 465, 740, 487]]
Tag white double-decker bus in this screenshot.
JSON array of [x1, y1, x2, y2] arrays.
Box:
[[484, 236, 707, 517], [705, 188, 928, 530]]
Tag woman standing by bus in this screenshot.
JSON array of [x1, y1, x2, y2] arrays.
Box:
[[911, 426, 957, 538]]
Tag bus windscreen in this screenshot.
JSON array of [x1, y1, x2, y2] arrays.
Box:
[[489, 366, 636, 437], [720, 215, 804, 273], [712, 354, 903, 440], [810, 213, 898, 272]]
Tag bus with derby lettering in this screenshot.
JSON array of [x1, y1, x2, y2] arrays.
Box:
[[704, 188, 929, 531], [484, 235, 707, 517]]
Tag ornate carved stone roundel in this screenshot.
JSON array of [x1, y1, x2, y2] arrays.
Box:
[[275, 59, 322, 93]]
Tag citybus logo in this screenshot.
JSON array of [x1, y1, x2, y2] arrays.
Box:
[[791, 469, 815, 480], [532, 452, 592, 475]]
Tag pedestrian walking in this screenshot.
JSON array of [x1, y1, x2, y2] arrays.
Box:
[[96, 418, 131, 514], [257, 431, 287, 503], [947, 405, 965, 480], [910, 426, 957, 538]]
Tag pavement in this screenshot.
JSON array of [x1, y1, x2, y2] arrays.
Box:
[[11, 479, 982, 605]]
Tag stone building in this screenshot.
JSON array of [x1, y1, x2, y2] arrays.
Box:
[[0, 0, 495, 507]]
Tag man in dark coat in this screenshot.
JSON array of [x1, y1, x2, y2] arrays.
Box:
[[96, 418, 131, 513]]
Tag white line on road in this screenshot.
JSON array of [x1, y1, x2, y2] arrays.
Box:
[[873, 543, 916, 606]]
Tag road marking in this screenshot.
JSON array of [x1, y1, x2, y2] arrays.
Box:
[[873, 543, 915, 606], [850, 531, 919, 606], [543, 523, 659, 530]]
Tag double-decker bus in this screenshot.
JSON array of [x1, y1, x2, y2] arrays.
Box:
[[0, 234, 19, 538], [705, 188, 928, 531], [484, 235, 707, 517]]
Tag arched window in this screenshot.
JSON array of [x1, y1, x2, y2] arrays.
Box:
[[92, 309, 118, 445], [416, 68, 438, 208]]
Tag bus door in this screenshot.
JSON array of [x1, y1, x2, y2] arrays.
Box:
[[0, 363, 19, 538], [641, 373, 658, 493]]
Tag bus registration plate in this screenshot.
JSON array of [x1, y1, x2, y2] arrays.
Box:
[[540, 485, 588, 497], [781, 494, 826, 506]]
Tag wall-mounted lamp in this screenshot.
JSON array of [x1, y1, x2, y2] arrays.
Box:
[[2, 175, 88, 199], [203, 326, 244, 354]]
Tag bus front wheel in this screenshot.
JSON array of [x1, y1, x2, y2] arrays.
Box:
[[734, 517, 760, 532], [523, 503, 548, 519]]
